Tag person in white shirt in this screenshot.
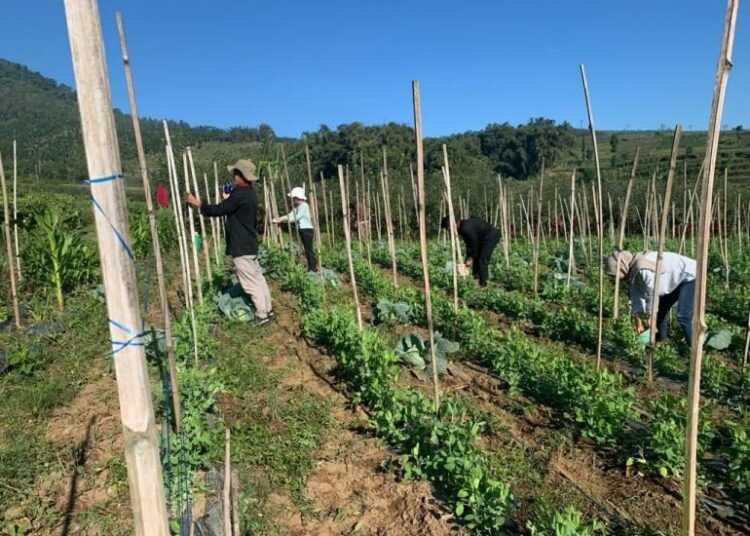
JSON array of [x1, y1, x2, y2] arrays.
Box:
[[605, 250, 696, 343], [273, 186, 318, 272]]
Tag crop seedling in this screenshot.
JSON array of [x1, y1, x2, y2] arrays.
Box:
[[23, 207, 97, 310]]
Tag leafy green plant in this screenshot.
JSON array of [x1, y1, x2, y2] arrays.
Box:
[[23, 208, 97, 310], [701, 354, 731, 399], [646, 394, 714, 479], [374, 298, 413, 325], [727, 414, 750, 496], [527, 505, 605, 535]]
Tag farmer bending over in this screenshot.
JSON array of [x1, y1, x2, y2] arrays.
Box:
[[272, 186, 317, 272], [605, 250, 696, 344], [185, 159, 274, 326], [442, 216, 500, 287]]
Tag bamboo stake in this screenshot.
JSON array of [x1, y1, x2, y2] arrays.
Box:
[[183, 151, 204, 304], [413, 81, 441, 412], [647, 126, 683, 384], [684, 2, 738, 533], [116, 12, 181, 430], [187, 149, 212, 282], [0, 153, 20, 328], [212, 164, 222, 266], [164, 139, 191, 311], [337, 164, 362, 329], [381, 148, 398, 287], [442, 146, 459, 311], [304, 145, 322, 271], [566, 171, 577, 288], [607, 192, 615, 244], [223, 428, 232, 536], [320, 172, 331, 245], [580, 63, 606, 370], [613, 147, 640, 319], [532, 161, 545, 296], [12, 140, 21, 281], [164, 130, 199, 365], [63, 1, 169, 531]]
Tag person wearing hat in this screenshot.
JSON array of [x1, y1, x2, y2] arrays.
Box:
[[185, 159, 274, 325], [605, 250, 696, 343], [441, 215, 500, 287], [272, 186, 317, 272]]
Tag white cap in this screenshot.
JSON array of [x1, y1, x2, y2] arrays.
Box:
[[288, 186, 307, 200]]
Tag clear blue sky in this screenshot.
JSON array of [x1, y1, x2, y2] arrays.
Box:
[[1, 1, 746, 137]]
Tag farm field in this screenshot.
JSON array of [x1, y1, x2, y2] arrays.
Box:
[[1, 1, 749, 536]]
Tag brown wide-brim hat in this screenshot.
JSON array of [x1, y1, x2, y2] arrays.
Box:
[[227, 159, 258, 182]]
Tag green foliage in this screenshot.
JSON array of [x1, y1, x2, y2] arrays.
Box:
[[527, 505, 605, 536], [373, 298, 413, 325], [646, 395, 714, 479], [701, 354, 731, 399], [129, 207, 178, 259], [22, 207, 97, 309], [163, 365, 224, 510], [268, 246, 515, 534], [727, 414, 750, 496]]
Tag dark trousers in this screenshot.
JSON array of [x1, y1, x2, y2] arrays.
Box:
[[656, 280, 694, 343], [300, 229, 317, 272], [472, 231, 501, 286]]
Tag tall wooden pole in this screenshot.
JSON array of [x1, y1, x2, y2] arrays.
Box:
[[12, 140, 21, 281], [0, 154, 20, 328], [381, 147, 398, 287], [442, 145, 459, 311], [647, 126, 682, 383], [116, 11, 181, 430], [533, 160, 545, 296], [63, 1, 169, 532], [187, 148, 213, 282], [613, 148, 640, 319], [338, 165, 363, 329], [183, 151, 204, 304], [412, 81, 441, 412], [684, 2, 738, 534], [566, 171, 577, 288], [580, 64, 606, 370]]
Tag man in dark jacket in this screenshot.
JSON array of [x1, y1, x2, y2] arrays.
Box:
[[186, 159, 273, 324], [442, 216, 500, 287]]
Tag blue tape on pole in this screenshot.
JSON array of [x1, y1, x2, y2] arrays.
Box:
[[90, 195, 135, 260], [111, 330, 149, 357], [109, 318, 134, 334], [83, 173, 123, 185]]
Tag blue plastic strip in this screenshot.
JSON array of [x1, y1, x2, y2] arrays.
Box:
[[90, 195, 134, 259], [109, 318, 133, 334], [111, 330, 149, 357], [83, 173, 122, 185]]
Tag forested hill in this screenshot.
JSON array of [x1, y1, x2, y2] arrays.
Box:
[[0, 58, 280, 181], [2, 57, 750, 208]]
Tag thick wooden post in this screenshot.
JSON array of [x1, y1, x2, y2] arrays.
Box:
[[613, 148, 640, 319], [684, 1, 738, 533], [116, 11, 181, 430], [412, 81, 441, 412], [0, 153, 20, 328], [63, 1, 169, 532], [579, 64, 606, 369]]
